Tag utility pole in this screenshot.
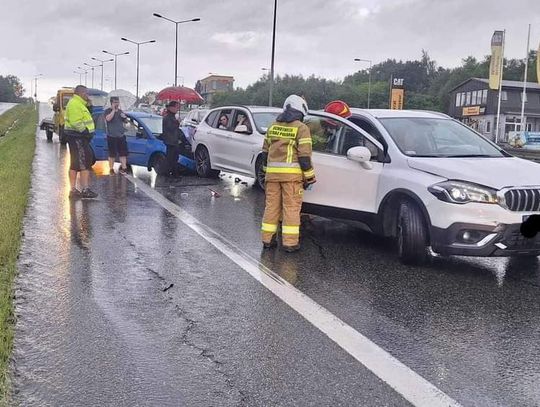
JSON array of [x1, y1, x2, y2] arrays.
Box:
[[269, 0, 278, 107], [121, 37, 156, 100], [91, 57, 114, 91], [102, 50, 130, 90], [153, 13, 200, 87]]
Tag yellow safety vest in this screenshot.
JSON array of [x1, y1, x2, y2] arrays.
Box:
[[64, 94, 95, 133]]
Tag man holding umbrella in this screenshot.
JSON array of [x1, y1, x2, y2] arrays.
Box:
[[161, 101, 188, 177]]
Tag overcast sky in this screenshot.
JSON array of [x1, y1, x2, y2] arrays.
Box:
[[1, 0, 539, 100]]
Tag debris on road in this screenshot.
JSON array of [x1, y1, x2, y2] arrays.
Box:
[[162, 283, 174, 292]]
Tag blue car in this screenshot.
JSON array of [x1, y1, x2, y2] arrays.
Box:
[[91, 111, 196, 175]]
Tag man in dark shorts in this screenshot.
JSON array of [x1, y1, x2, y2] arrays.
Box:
[[104, 96, 129, 175], [64, 85, 98, 199]]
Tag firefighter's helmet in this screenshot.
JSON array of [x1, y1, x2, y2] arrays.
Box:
[[283, 95, 309, 116], [324, 100, 351, 118]]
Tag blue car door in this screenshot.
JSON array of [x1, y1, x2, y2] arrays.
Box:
[[91, 113, 108, 160], [124, 117, 148, 167]]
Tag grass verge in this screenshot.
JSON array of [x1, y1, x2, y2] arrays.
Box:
[[0, 103, 37, 404]]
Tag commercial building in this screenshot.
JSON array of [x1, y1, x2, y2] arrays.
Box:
[[448, 77, 540, 142], [196, 74, 234, 104]]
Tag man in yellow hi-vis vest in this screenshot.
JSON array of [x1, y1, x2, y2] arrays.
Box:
[[261, 95, 316, 252], [64, 85, 98, 199]]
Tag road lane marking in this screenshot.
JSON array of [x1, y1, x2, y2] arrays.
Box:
[[126, 175, 462, 407]]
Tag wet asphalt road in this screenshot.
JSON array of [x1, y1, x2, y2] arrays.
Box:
[[0, 102, 16, 116], [11, 104, 540, 406]]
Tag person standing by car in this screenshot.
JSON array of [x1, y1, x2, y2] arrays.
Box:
[[261, 95, 316, 252], [104, 96, 129, 175], [64, 85, 98, 199], [161, 101, 186, 177]]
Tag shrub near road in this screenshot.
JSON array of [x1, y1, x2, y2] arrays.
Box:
[[0, 104, 37, 403]]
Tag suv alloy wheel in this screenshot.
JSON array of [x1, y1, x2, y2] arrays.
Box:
[[195, 146, 220, 178]]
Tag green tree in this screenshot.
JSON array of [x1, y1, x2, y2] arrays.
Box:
[[140, 91, 157, 105], [0, 75, 25, 103], [209, 50, 540, 114]]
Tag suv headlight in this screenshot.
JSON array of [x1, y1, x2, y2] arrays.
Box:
[[428, 181, 498, 204]]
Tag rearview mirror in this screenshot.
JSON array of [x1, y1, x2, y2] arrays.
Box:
[[347, 146, 373, 169]]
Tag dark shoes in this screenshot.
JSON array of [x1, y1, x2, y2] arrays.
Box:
[[263, 239, 277, 249], [69, 189, 81, 199], [81, 188, 98, 199], [283, 245, 300, 253], [263, 238, 300, 252], [263, 235, 277, 249]]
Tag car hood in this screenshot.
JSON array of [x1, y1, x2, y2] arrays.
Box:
[[407, 157, 540, 189]]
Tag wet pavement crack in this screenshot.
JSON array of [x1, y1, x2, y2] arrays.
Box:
[[173, 304, 249, 406], [309, 236, 327, 260]]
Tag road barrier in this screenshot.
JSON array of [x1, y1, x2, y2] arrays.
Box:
[[501, 144, 540, 163]]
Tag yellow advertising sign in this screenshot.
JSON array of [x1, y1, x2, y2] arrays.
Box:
[[390, 88, 404, 110], [489, 31, 504, 90], [462, 106, 481, 116]]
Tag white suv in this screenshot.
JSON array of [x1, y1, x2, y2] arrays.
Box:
[[194, 106, 540, 264]]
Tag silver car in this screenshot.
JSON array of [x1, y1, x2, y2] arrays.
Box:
[[192, 105, 282, 188]]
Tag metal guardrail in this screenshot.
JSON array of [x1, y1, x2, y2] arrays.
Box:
[[500, 144, 540, 163]]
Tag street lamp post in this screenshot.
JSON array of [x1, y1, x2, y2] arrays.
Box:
[[83, 62, 101, 88], [121, 37, 156, 100], [91, 57, 114, 91], [269, 0, 278, 107], [33, 74, 43, 102], [73, 69, 84, 85], [102, 50, 130, 90], [153, 13, 200, 87], [354, 58, 372, 109], [77, 67, 89, 86]]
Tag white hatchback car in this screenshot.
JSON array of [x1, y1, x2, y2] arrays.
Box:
[[193, 105, 540, 264]]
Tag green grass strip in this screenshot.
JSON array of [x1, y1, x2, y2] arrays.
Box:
[[0, 104, 37, 404]]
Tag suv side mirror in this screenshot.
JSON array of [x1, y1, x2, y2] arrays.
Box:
[[347, 146, 373, 169]]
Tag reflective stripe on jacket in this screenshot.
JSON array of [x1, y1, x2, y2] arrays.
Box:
[[263, 120, 314, 182], [64, 94, 95, 133]]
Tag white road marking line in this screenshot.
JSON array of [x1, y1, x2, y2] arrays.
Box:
[[126, 174, 462, 407]]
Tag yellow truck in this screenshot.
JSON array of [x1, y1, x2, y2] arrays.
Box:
[[40, 87, 107, 143]]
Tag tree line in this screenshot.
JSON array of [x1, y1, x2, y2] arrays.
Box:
[[0, 75, 27, 103], [210, 50, 539, 112]]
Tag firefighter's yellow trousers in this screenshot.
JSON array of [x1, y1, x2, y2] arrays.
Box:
[[261, 181, 303, 247]]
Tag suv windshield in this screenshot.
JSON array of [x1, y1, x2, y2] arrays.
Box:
[[379, 117, 505, 158], [252, 112, 280, 134], [138, 116, 162, 135]]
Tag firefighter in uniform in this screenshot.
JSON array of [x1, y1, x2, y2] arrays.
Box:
[[261, 95, 316, 252]]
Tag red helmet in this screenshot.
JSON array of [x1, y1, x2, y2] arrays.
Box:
[[324, 100, 351, 118]]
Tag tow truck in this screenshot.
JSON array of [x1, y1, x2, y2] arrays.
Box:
[[40, 87, 107, 143]]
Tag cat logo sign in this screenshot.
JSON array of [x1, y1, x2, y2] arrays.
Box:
[[390, 78, 404, 110]]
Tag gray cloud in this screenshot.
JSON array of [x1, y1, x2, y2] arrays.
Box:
[[0, 0, 539, 100]]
